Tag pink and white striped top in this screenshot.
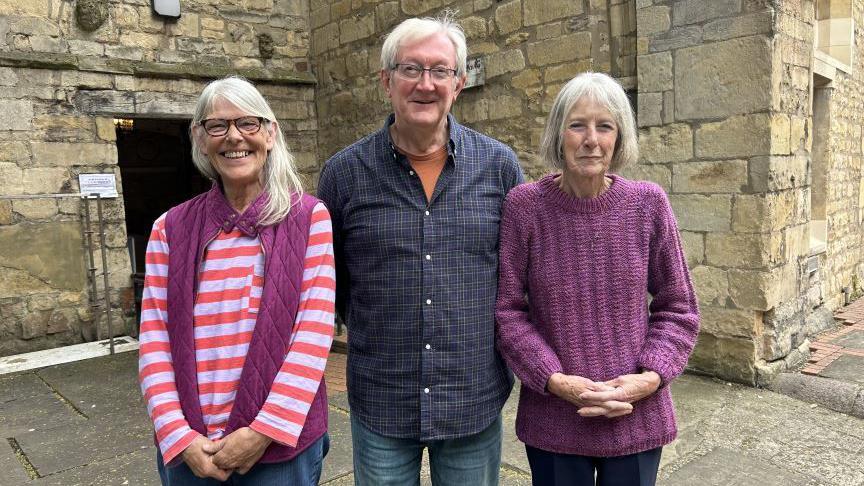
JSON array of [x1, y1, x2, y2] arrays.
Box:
[[138, 202, 335, 464]]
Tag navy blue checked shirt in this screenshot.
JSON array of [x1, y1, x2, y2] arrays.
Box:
[[318, 114, 524, 440]]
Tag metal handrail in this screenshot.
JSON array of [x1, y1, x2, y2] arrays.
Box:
[[1, 192, 116, 353]]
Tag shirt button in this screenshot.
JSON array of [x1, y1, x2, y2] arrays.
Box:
[[424, 210, 430, 216], [425, 343, 431, 350], [426, 298, 432, 305], [425, 254, 431, 260], [409, 170, 415, 176], [424, 387, 430, 394]]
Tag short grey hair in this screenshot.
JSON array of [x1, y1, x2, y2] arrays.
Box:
[[380, 12, 467, 76], [190, 76, 303, 226], [539, 72, 638, 173]]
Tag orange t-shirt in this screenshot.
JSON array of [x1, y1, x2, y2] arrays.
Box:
[[400, 145, 447, 202]]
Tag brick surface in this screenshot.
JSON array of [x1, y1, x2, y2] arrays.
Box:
[[801, 297, 864, 381]]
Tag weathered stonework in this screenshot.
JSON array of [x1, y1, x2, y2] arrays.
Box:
[[311, 0, 637, 172], [0, 0, 316, 356]]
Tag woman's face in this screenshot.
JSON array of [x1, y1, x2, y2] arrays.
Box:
[[561, 97, 618, 180], [197, 98, 275, 189]]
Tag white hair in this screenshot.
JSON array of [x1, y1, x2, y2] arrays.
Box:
[[539, 72, 639, 172], [380, 12, 467, 76], [190, 76, 303, 226]]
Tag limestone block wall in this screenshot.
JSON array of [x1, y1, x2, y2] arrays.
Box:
[[0, 2, 317, 356], [310, 0, 636, 179], [0, 0, 311, 71], [811, 3, 864, 318], [627, 0, 796, 384]]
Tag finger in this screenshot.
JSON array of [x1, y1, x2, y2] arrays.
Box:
[[200, 441, 221, 455], [214, 469, 231, 482], [577, 406, 610, 417], [579, 389, 623, 402], [605, 408, 633, 418], [211, 453, 233, 470]]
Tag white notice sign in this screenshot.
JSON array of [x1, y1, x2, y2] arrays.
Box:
[[79, 173, 118, 198]]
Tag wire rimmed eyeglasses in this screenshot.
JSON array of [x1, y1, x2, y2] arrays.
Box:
[[199, 116, 267, 137], [392, 63, 458, 82]]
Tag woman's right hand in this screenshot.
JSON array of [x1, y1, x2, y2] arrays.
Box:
[[181, 435, 231, 481], [546, 373, 633, 418]]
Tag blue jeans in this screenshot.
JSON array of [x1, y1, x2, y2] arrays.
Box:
[[525, 445, 661, 486], [351, 414, 502, 486], [156, 434, 329, 486]]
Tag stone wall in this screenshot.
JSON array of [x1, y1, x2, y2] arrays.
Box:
[[0, 1, 316, 356], [307, 0, 864, 385], [310, 0, 637, 180], [815, 2, 864, 320], [626, 0, 790, 384]]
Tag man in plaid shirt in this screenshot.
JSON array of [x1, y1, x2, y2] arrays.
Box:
[[317, 14, 524, 486]]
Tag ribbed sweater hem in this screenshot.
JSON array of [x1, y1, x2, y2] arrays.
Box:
[[519, 430, 677, 458]]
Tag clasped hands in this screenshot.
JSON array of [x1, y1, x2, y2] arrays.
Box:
[[546, 371, 662, 418], [181, 427, 272, 480]]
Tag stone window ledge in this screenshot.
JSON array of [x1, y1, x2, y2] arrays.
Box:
[[814, 43, 852, 78]]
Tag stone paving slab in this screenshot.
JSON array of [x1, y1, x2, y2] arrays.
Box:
[[660, 447, 820, 485], [35, 351, 146, 420], [500, 382, 529, 474], [1, 352, 864, 484], [30, 449, 158, 486], [15, 415, 153, 477], [832, 329, 864, 348], [0, 441, 33, 484], [0, 373, 51, 404], [0, 391, 86, 438], [321, 404, 354, 483], [820, 354, 864, 387]]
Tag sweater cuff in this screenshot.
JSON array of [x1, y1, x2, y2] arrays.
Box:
[[528, 357, 564, 396], [638, 354, 680, 388], [163, 430, 200, 467], [250, 418, 298, 448]]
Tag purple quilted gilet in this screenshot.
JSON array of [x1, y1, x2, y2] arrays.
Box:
[[164, 184, 327, 463]]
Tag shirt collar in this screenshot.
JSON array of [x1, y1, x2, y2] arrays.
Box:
[[383, 113, 462, 164]]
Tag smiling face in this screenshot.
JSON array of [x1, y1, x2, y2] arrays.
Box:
[[381, 32, 465, 132], [561, 96, 619, 181], [196, 98, 275, 191]]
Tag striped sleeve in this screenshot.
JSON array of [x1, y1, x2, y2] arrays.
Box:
[[250, 202, 336, 447], [137, 214, 200, 464]]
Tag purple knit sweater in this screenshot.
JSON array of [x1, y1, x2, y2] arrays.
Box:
[[495, 174, 699, 457]]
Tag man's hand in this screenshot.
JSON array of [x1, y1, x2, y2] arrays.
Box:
[[211, 427, 272, 474], [181, 435, 230, 481], [546, 373, 633, 418], [577, 371, 662, 416]]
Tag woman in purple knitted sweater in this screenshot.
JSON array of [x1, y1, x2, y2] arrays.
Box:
[[495, 72, 700, 485]]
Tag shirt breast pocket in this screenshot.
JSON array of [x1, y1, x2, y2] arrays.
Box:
[[447, 198, 501, 256]]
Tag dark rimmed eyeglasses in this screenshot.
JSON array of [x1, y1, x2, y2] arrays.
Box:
[[392, 63, 458, 81], [199, 116, 267, 137]]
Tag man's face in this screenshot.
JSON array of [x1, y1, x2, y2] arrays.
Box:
[[381, 32, 465, 131]]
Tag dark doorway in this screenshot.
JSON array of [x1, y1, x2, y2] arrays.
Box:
[[116, 118, 210, 274]]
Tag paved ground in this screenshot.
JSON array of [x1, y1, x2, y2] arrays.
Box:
[[1, 348, 863, 486], [769, 297, 864, 420]]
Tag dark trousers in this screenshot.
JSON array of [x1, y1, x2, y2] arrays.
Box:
[[525, 445, 662, 486]]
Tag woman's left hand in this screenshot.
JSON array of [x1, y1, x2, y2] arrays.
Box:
[[576, 371, 662, 416], [209, 427, 272, 474]]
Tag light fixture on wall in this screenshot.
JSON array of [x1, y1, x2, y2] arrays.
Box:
[[152, 0, 180, 18], [114, 118, 134, 132]]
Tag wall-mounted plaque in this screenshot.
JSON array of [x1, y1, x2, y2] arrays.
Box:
[[464, 56, 485, 90]]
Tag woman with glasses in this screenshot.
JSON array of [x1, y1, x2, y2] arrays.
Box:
[[495, 72, 699, 485], [138, 76, 335, 485]]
